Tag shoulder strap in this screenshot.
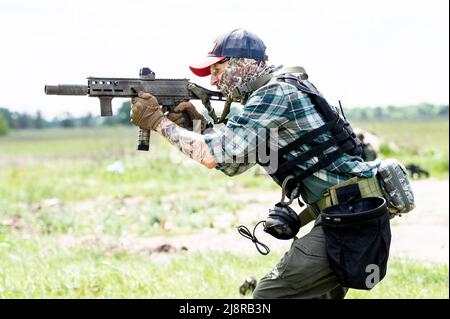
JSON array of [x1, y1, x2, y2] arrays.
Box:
[[231, 66, 308, 100]]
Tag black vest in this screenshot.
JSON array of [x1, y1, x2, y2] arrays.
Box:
[[260, 75, 363, 200]]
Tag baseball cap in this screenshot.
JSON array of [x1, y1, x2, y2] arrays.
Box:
[[189, 28, 267, 77]]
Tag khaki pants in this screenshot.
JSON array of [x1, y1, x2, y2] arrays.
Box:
[[253, 219, 348, 299]]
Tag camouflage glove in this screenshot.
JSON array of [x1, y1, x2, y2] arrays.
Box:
[[167, 102, 208, 133], [130, 91, 165, 131]]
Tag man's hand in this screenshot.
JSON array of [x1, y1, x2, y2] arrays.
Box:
[[130, 91, 165, 131], [167, 102, 208, 133]]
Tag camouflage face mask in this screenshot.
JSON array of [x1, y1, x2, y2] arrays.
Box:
[[217, 58, 274, 98]]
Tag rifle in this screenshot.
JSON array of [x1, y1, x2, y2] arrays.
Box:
[[45, 67, 225, 151]]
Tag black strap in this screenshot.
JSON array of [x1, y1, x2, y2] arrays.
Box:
[[291, 139, 358, 182], [237, 221, 270, 255], [276, 129, 352, 176], [265, 74, 363, 200], [278, 114, 344, 157], [277, 75, 340, 124], [275, 75, 361, 176]]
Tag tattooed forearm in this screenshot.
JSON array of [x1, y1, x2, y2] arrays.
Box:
[[156, 117, 217, 169]]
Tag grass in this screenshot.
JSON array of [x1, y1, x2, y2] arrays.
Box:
[[0, 124, 448, 298], [353, 119, 449, 179], [347, 259, 449, 299], [0, 127, 274, 236], [0, 232, 267, 298], [0, 233, 447, 298]]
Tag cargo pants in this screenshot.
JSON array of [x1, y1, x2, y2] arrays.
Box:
[[253, 217, 348, 299]]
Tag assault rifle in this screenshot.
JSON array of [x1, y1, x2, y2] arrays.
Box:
[[45, 67, 225, 151]]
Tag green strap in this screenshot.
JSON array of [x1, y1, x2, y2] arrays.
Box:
[[187, 83, 219, 123], [298, 175, 384, 228], [298, 205, 319, 227], [216, 96, 233, 124]]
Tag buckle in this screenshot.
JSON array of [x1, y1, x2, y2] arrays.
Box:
[[280, 175, 295, 206], [232, 83, 253, 99], [230, 87, 240, 99]]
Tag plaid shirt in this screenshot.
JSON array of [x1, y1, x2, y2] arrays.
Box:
[[204, 78, 380, 203]]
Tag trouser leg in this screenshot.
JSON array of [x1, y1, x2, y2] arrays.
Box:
[[253, 224, 348, 299], [315, 285, 349, 299]]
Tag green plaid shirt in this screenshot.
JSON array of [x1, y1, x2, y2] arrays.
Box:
[[204, 79, 380, 203]]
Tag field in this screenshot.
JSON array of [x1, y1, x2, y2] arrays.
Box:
[[353, 120, 449, 179], [0, 120, 448, 298]]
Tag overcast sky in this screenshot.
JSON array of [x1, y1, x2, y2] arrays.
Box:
[[0, 0, 448, 119]]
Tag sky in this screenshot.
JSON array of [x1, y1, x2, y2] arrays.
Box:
[[0, 0, 448, 119]]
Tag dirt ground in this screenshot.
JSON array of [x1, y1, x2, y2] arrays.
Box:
[[58, 178, 449, 265]]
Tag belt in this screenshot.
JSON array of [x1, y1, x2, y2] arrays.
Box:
[[298, 175, 384, 227]]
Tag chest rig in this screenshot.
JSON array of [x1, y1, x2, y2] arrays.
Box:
[[270, 74, 362, 201], [234, 68, 363, 202], [235, 68, 363, 249]]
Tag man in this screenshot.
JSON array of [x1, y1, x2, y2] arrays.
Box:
[[130, 29, 381, 298]]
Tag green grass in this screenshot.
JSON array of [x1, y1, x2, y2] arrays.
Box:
[[0, 234, 447, 298], [354, 119, 449, 179], [0, 233, 266, 298], [0, 127, 274, 236], [347, 259, 449, 299], [0, 128, 229, 203], [0, 125, 448, 298]]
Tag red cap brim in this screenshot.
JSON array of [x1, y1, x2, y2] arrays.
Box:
[[189, 56, 226, 77]]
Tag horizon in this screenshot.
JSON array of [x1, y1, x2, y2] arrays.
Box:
[[3, 102, 447, 123]]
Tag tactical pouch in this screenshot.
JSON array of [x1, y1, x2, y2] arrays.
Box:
[[321, 197, 391, 290], [377, 158, 416, 215], [264, 202, 301, 240]]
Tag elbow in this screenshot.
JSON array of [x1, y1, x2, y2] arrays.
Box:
[[200, 147, 217, 169], [203, 158, 217, 169]]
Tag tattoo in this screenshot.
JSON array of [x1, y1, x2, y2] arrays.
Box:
[[156, 117, 217, 168]]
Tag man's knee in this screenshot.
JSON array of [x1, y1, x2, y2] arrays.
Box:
[[252, 279, 292, 299], [252, 285, 266, 299]]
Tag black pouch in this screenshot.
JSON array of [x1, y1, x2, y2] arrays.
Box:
[[264, 202, 301, 240], [321, 197, 391, 290]]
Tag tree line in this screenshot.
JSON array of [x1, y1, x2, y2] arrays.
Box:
[[0, 102, 448, 136], [344, 103, 448, 122], [0, 101, 131, 134]]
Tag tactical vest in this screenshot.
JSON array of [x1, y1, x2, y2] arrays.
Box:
[[253, 73, 363, 201]]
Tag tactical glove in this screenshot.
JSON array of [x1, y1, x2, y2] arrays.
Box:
[[130, 91, 165, 131], [167, 102, 208, 133]]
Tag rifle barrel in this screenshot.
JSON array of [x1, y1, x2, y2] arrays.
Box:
[[45, 85, 88, 96]]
